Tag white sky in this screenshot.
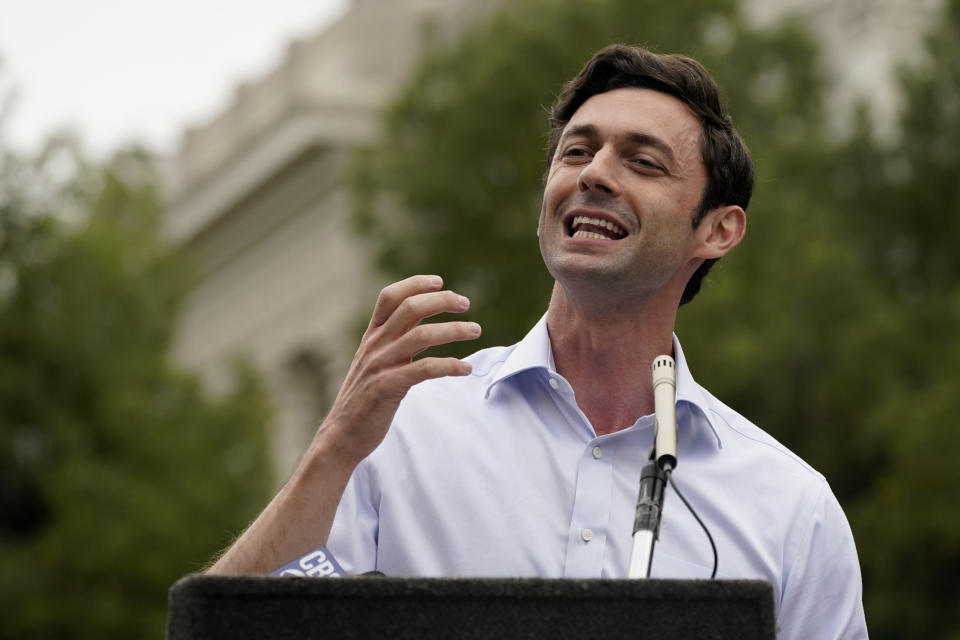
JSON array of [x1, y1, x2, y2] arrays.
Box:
[[0, 0, 348, 158]]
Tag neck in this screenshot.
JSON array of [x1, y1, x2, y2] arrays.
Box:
[[546, 282, 678, 436]]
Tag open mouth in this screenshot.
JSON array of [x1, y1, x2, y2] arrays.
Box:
[[567, 215, 628, 240]]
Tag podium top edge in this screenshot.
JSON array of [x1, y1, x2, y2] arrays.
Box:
[[171, 574, 774, 602]]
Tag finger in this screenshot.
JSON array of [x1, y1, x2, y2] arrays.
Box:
[[385, 321, 482, 362], [370, 275, 444, 328], [380, 289, 471, 338], [396, 356, 474, 388]]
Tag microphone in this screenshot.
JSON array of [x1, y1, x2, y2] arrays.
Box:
[[628, 354, 677, 578], [652, 356, 677, 472], [270, 546, 345, 577]]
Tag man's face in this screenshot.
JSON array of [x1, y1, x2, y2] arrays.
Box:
[[538, 87, 710, 302]]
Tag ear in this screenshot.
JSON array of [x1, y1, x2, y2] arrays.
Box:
[[695, 205, 746, 260]]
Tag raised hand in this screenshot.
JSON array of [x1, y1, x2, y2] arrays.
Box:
[[313, 274, 482, 468]]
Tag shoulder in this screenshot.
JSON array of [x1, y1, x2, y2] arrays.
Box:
[[696, 384, 861, 568], [689, 383, 864, 623], [688, 383, 841, 556], [700, 385, 824, 482]]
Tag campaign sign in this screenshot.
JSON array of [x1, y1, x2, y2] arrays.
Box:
[[270, 546, 345, 577]]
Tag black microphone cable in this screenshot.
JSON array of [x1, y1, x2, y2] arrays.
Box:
[[665, 471, 718, 579]]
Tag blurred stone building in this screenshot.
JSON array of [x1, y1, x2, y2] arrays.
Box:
[[162, 0, 937, 485], [161, 0, 499, 483]]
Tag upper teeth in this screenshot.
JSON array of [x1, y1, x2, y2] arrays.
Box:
[[571, 215, 626, 237]]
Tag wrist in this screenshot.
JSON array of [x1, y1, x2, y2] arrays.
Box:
[[299, 420, 365, 485]]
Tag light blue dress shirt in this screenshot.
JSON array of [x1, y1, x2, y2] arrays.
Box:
[[328, 315, 867, 639]]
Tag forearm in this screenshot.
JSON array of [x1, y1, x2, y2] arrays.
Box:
[[205, 427, 358, 575]]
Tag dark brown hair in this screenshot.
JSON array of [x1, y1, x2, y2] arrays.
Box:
[[547, 45, 754, 304]]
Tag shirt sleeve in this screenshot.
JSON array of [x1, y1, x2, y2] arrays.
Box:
[[777, 481, 868, 640], [326, 458, 380, 575]]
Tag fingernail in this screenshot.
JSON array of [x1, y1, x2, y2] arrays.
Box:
[[429, 275, 443, 287], [458, 295, 470, 308], [468, 322, 481, 335]]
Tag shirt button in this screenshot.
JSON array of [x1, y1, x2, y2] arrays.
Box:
[[548, 378, 559, 390], [592, 446, 603, 459], [581, 528, 594, 542]]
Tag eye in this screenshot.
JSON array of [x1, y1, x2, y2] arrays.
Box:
[[631, 156, 664, 172], [560, 145, 592, 161]]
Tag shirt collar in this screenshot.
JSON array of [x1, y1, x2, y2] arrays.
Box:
[[484, 314, 723, 448], [671, 335, 723, 448], [484, 314, 555, 395]]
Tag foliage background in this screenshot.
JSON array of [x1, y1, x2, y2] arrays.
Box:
[[354, 0, 960, 637], [1, 0, 957, 637], [0, 138, 272, 638]]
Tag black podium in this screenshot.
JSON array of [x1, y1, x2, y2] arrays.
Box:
[[167, 575, 776, 639]]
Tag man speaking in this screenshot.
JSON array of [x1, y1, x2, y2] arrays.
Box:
[[207, 44, 867, 639]]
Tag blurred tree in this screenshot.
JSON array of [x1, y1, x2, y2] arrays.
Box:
[[354, 0, 959, 636], [0, 136, 272, 638], [828, 1, 960, 636]]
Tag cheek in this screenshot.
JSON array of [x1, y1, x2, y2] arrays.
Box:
[[537, 190, 556, 238], [641, 186, 698, 223], [539, 182, 560, 221], [542, 168, 577, 211]]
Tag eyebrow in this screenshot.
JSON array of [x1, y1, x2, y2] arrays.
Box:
[[561, 124, 677, 165]]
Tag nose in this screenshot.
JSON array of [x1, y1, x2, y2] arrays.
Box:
[[578, 147, 619, 195]]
